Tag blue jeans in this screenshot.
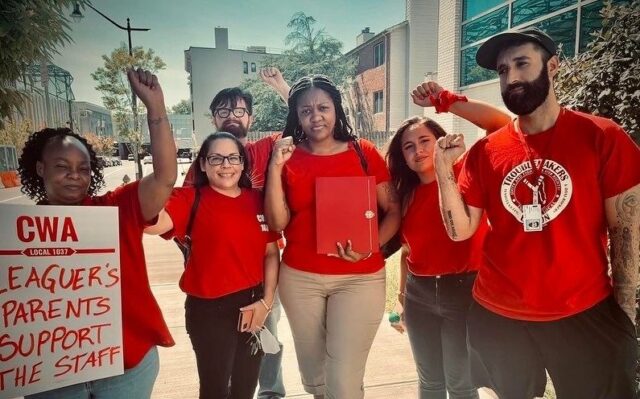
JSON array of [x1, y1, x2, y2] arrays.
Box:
[[404, 272, 478, 399], [25, 346, 159, 399], [258, 292, 286, 399]]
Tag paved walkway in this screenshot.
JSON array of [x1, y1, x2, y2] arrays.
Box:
[[144, 233, 498, 398]]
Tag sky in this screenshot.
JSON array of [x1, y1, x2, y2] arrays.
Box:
[[52, 0, 406, 109]]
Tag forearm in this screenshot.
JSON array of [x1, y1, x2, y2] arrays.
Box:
[[607, 187, 640, 322], [435, 163, 475, 241], [273, 82, 291, 104], [263, 244, 280, 306], [143, 209, 173, 235], [399, 248, 409, 295], [148, 108, 177, 187], [265, 165, 290, 231], [379, 206, 401, 246], [449, 99, 511, 133]]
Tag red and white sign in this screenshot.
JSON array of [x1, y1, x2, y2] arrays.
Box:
[[0, 205, 122, 399]]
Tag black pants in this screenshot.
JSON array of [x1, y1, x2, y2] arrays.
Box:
[[404, 272, 479, 399], [185, 286, 264, 399], [467, 296, 637, 399]]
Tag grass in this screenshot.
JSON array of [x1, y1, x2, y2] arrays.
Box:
[[384, 251, 402, 312]]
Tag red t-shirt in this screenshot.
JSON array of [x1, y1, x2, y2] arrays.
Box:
[[401, 162, 487, 276], [163, 187, 279, 298], [182, 134, 279, 189], [282, 139, 390, 274], [83, 182, 174, 369], [458, 108, 640, 321]]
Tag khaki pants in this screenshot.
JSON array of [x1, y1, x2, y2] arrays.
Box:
[[279, 263, 386, 399]]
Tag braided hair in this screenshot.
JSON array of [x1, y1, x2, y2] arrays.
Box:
[[386, 117, 447, 209], [18, 127, 105, 203], [282, 75, 357, 145]]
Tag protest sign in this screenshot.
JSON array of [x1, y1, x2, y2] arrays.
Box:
[[0, 205, 122, 398]]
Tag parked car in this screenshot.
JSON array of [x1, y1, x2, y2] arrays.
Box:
[[111, 157, 122, 166], [143, 155, 153, 164], [127, 154, 134, 161], [96, 156, 110, 168]]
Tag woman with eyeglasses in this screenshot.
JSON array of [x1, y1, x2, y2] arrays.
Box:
[[386, 81, 510, 399], [264, 75, 401, 399], [145, 132, 280, 399]]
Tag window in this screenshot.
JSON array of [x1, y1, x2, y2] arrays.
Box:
[[579, 0, 627, 52], [534, 10, 577, 57], [243, 61, 248, 74], [511, 0, 575, 27], [462, 6, 508, 46], [460, 44, 496, 87], [463, 0, 505, 21], [373, 42, 385, 67], [373, 91, 383, 114], [251, 62, 256, 72]]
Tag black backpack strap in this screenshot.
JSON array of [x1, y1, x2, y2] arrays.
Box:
[[352, 138, 369, 174], [185, 188, 201, 239]]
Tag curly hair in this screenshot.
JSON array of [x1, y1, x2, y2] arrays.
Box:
[[386, 117, 448, 209], [282, 74, 356, 144], [18, 127, 105, 203], [193, 132, 252, 189]]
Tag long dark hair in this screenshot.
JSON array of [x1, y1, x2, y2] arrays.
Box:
[[193, 132, 252, 189], [282, 75, 357, 144], [386, 117, 447, 209], [18, 127, 105, 203]]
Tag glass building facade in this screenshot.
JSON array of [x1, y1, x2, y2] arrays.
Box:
[[460, 0, 627, 87]]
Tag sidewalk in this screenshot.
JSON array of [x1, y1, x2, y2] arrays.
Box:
[[144, 233, 497, 398]]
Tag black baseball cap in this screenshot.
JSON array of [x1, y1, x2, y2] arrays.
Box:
[[476, 27, 557, 71]]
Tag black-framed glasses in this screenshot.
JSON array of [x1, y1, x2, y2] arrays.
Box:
[[205, 154, 244, 166], [214, 107, 248, 118]]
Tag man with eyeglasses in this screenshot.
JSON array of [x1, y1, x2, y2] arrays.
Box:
[[182, 67, 290, 399]]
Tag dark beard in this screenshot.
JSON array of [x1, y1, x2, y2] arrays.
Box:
[[221, 121, 248, 139], [501, 64, 550, 116]]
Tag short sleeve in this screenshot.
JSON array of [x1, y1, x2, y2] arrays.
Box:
[[105, 181, 147, 230], [598, 124, 640, 198], [458, 142, 486, 209], [162, 187, 195, 239], [360, 139, 390, 184]]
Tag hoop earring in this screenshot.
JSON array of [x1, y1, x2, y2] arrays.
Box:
[[294, 126, 306, 141]]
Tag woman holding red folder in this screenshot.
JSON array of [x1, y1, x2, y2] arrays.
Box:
[[265, 75, 401, 399], [386, 81, 510, 399]]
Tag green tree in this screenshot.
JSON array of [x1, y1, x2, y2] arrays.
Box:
[[91, 44, 165, 177], [0, 118, 32, 156], [241, 12, 356, 131], [170, 99, 191, 115], [555, 0, 640, 144], [0, 1, 90, 127]]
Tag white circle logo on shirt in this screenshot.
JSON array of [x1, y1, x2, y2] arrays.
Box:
[[500, 159, 572, 226]]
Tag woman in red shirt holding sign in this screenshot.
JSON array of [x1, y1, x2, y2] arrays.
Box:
[[265, 75, 401, 399], [145, 131, 280, 399], [386, 82, 510, 399], [20, 69, 176, 399]]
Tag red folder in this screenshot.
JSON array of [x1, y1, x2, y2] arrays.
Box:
[[315, 176, 379, 255]]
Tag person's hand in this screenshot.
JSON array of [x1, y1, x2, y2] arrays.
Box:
[[239, 301, 270, 333], [329, 239, 371, 263], [269, 137, 295, 168], [260, 67, 286, 89], [397, 292, 405, 308], [127, 68, 164, 113], [434, 133, 466, 170], [390, 310, 406, 334], [410, 81, 445, 107]]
